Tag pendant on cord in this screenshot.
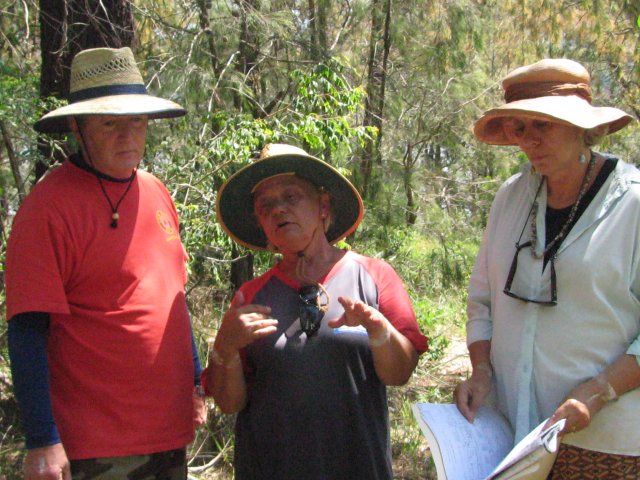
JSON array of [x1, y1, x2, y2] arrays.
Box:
[[95, 168, 136, 230]]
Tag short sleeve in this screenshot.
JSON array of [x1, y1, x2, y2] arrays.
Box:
[[5, 216, 71, 319], [355, 255, 428, 354]]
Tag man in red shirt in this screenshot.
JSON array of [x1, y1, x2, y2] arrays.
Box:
[[5, 47, 204, 479]]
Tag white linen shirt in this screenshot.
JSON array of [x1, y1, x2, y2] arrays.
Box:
[[467, 156, 640, 455]]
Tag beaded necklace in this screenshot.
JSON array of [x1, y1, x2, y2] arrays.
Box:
[[529, 152, 597, 259]]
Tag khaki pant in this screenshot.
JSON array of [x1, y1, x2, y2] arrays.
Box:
[[70, 448, 187, 480]]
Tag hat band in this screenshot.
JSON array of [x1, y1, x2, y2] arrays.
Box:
[[505, 81, 592, 104], [69, 84, 148, 103]]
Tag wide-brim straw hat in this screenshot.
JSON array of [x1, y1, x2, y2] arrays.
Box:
[[474, 58, 634, 145], [217, 144, 364, 251], [34, 47, 186, 134]]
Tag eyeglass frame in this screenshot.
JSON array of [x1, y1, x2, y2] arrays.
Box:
[[503, 240, 557, 306], [503, 177, 558, 306]]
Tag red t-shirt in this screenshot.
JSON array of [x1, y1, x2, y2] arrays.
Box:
[[6, 160, 194, 459]]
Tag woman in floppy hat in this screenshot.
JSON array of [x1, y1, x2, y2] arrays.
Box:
[[455, 58, 640, 478], [6, 47, 205, 479], [205, 144, 427, 479]]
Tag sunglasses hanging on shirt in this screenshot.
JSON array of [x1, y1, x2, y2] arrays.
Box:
[[298, 285, 329, 336]]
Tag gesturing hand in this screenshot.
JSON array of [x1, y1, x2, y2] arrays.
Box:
[[215, 290, 278, 356], [327, 296, 389, 340]]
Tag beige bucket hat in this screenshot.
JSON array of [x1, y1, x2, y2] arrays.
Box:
[[474, 58, 634, 145], [34, 47, 186, 134], [216, 144, 364, 251]]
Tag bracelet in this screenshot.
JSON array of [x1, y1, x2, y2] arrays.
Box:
[[210, 346, 241, 368], [603, 381, 618, 402], [369, 328, 391, 348], [592, 374, 618, 403], [583, 377, 618, 413]]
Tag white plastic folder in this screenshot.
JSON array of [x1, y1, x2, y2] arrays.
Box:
[[412, 402, 565, 480]]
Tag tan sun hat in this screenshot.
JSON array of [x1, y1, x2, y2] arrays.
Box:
[[474, 58, 634, 145], [34, 47, 186, 134], [216, 144, 364, 251]]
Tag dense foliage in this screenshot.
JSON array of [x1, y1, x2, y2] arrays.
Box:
[[0, 1, 638, 477]]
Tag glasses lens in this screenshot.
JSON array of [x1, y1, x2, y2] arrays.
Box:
[[299, 303, 323, 335], [299, 285, 321, 304], [503, 242, 557, 306]]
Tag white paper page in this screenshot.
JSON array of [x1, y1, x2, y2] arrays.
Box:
[[486, 419, 547, 478], [486, 418, 565, 479], [414, 403, 514, 480]]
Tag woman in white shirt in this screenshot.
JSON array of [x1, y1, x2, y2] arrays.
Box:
[[454, 58, 639, 479]]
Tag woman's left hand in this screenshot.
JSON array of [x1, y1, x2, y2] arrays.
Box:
[[329, 296, 418, 385], [545, 376, 614, 435], [328, 296, 389, 340]]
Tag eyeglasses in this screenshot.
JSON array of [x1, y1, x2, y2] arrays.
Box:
[[503, 240, 557, 306], [298, 285, 326, 336]]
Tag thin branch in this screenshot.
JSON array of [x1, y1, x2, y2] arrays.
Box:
[[329, 0, 353, 51], [0, 120, 26, 203]]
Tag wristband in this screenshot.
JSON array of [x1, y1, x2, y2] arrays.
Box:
[[210, 346, 241, 368], [369, 328, 391, 348]]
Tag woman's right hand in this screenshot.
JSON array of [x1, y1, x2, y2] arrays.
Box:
[[454, 362, 493, 423], [208, 291, 278, 413], [214, 291, 278, 356]]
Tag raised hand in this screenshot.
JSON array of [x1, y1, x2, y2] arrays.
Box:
[[214, 290, 278, 359], [328, 296, 389, 341]]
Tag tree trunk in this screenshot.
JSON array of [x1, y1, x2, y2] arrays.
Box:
[[230, 244, 254, 292], [36, 0, 134, 182], [308, 0, 329, 59], [233, 0, 261, 115], [403, 142, 418, 225], [195, 0, 221, 77], [360, 0, 391, 200], [228, 0, 264, 281]]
